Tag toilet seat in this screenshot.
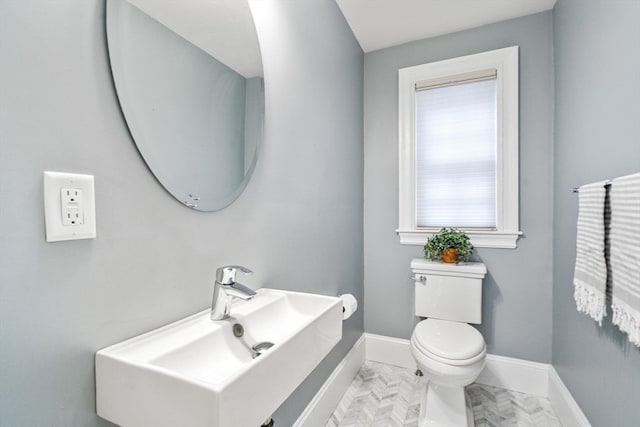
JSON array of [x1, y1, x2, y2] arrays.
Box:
[[412, 319, 486, 366]]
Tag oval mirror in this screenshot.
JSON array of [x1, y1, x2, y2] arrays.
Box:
[[106, 0, 264, 211]]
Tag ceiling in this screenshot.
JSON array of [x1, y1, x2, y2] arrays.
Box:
[[335, 0, 557, 53]]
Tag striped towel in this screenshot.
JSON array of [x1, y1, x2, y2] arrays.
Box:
[[610, 173, 640, 347], [574, 180, 609, 325]]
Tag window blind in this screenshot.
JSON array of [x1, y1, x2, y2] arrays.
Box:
[[415, 77, 497, 229]]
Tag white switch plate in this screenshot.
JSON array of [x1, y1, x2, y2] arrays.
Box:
[[43, 171, 96, 242]]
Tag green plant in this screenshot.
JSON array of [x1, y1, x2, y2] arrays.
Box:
[[423, 227, 474, 263]]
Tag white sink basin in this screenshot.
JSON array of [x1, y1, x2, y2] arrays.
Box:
[[96, 288, 343, 427]]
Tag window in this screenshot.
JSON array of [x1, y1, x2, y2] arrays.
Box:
[[397, 46, 521, 248]]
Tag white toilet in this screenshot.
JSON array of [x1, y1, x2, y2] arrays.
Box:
[[410, 259, 487, 427]]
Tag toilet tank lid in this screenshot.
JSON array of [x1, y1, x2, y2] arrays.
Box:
[[410, 259, 486, 278]]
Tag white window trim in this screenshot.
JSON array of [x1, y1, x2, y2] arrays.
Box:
[[397, 46, 521, 248]]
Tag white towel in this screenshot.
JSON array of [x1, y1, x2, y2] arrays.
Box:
[[610, 172, 640, 347], [573, 180, 608, 325]]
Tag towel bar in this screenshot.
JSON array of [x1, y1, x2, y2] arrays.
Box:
[[572, 181, 611, 193]]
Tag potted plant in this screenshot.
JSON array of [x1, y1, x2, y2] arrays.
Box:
[[423, 227, 473, 263]]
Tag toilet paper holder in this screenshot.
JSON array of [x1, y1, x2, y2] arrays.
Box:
[[339, 294, 357, 320]]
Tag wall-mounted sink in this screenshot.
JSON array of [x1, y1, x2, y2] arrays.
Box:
[[96, 289, 342, 427]]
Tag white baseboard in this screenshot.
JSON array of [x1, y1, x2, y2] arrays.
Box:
[[295, 333, 591, 427], [293, 334, 366, 427], [548, 366, 592, 427], [365, 333, 549, 396], [477, 353, 549, 396], [364, 333, 416, 369]]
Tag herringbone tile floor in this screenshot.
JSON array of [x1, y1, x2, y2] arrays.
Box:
[[326, 361, 561, 427]]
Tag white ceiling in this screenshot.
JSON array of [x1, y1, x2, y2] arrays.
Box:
[[336, 0, 557, 53]]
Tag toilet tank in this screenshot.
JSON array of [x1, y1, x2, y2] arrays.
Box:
[[411, 259, 487, 324]]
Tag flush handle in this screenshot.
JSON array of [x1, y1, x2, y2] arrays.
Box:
[[411, 275, 426, 283]]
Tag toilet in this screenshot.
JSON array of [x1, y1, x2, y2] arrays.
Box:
[[410, 259, 487, 427]]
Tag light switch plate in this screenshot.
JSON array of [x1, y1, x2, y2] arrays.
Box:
[[43, 171, 96, 242]]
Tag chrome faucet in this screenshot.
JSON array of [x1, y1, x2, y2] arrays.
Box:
[[211, 265, 256, 320]]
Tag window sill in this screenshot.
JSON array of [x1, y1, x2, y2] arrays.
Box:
[[396, 229, 522, 249]]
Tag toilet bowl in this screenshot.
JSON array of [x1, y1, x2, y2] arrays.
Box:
[[410, 259, 487, 427], [411, 318, 486, 427]]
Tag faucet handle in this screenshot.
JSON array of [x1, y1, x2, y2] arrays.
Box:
[[215, 265, 253, 285]]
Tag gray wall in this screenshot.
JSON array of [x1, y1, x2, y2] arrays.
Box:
[[364, 12, 555, 362], [0, 0, 363, 426], [552, 0, 640, 425]]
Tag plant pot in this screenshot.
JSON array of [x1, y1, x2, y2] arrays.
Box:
[[442, 248, 458, 263]]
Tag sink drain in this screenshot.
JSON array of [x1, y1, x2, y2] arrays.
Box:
[[251, 341, 274, 358], [232, 324, 274, 358]]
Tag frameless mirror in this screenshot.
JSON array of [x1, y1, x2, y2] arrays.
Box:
[[106, 0, 264, 211]]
